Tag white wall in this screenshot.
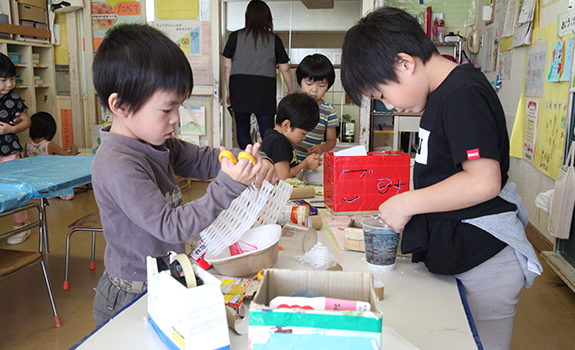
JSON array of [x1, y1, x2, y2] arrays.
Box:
[[474, 0, 569, 243], [225, 1, 361, 31]]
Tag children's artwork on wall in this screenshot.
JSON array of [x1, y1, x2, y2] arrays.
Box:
[[510, 24, 571, 179], [154, 0, 212, 85], [91, 1, 142, 51], [547, 40, 565, 82], [561, 38, 573, 82]]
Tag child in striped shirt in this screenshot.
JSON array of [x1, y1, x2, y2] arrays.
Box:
[[294, 54, 338, 162]]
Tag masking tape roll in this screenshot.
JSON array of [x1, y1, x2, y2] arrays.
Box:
[[290, 186, 316, 199], [310, 215, 323, 229], [174, 253, 197, 288]]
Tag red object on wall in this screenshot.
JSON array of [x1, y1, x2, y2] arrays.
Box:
[[324, 151, 411, 213], [60, 109, 73, 149]]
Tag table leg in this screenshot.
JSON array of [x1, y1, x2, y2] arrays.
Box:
[[40, 198, 49, 254]]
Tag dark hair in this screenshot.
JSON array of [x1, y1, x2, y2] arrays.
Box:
[[0, 52, 16, 78], [276, 93, 319, 132], [341, 7, 438, 105], [92, 24, 194, 114], [29, 112, 57, 141], [296, 54, 335, 88], [244, 0, 273, 49]]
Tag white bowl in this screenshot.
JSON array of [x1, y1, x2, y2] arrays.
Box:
[[303, 169, 323, 185], [205, 224, 281, 277]]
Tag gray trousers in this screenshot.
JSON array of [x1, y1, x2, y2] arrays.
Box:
[[93, 271, 140, 328], [455, 245, 525, 350]]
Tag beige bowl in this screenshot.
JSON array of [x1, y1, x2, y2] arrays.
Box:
[[205, 225, 281, 277]]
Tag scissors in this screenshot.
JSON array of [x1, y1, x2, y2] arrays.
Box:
[[218, 150, 256, 166]]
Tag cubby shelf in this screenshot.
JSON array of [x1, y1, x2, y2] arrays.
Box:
[[0, 39, 56, 145]]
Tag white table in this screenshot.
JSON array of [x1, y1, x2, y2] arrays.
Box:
[[73, 232, 476, 350]]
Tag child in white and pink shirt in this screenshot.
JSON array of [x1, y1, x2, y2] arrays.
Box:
[[25, 112, 78, 200]]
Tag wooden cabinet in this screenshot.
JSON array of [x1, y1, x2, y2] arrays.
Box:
[[0, 39, 57, 144]]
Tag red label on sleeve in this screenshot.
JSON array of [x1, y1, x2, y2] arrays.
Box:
[[467, 149, 480, 160]]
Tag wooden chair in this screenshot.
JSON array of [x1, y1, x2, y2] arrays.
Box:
[[0, 202, 62, 327], [63, 211, 103, 290]]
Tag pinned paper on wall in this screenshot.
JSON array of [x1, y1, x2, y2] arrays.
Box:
[[180, 105, 206, 136], [499, 50, 513, 80], [547, 40, 565, 82], [154, 0, 212, 85], [523, 98, 539, 163], [92, 0, 142, 52], [60, 109, 74, 149], [561, 38, 574, 82], [525, 42, 547, 97]]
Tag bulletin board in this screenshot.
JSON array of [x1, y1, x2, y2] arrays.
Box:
[[509, 22, 572, 180]]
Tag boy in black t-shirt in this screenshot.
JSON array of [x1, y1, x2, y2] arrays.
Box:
[[341, 7, 541, 350], [261, 93, 320, 180]]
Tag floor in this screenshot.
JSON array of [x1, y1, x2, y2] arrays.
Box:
[[1, 183, 575, 349]]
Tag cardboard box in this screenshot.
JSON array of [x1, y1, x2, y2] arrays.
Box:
[[17, 0, 46, 8], [147, 255, 230, 350], [324, 151, 411, 213], [372, 130, 393, 151], [18, 3, 45, 23], [344, 219, 365, 252], [249, 269, 383, 349]]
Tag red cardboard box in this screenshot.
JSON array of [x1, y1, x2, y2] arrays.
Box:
[[324, 151, 411, 213]]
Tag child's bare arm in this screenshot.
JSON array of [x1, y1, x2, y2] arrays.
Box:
[[273, 160, 292, 180], [0, 111, 30, 134], [48, 142, 78, 156], [274, 154, 321, 180], [309, 127, 337, 154], [379, 158, 501, 233], [279, 63, 294, 94]]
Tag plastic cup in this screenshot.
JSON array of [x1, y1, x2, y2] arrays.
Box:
[[280, 223, 318, 253], [362, 219, 400, 271]]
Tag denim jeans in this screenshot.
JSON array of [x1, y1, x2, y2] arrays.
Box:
[[93, 271, 141, 328]]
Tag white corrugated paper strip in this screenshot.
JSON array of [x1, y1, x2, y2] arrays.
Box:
[[199, 180, 293, 256]]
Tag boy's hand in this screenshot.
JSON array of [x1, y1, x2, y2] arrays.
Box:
[[71, 144, 79, 154], [219, 145, 261, 186], [257, 158, 277, 188], [303, 154, 321, 170], [0, 121, 15, 135], [378, 193, 412, 233], [308, 144, 323, 155]]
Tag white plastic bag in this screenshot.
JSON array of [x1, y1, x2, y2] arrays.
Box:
[[535, 189, 554, 213], [547, 141, 575, 239]]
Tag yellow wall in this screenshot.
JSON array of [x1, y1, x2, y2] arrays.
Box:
[[54, 14, 69, 65]]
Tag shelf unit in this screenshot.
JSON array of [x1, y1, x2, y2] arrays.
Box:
[[0, 38, 57, 145]]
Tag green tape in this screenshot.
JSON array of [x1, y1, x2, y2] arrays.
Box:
[[249, 310, 382, 333]]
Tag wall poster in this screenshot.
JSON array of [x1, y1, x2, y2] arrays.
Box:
[[91, 1, 142, 51], [154, 0, 212, 85]]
